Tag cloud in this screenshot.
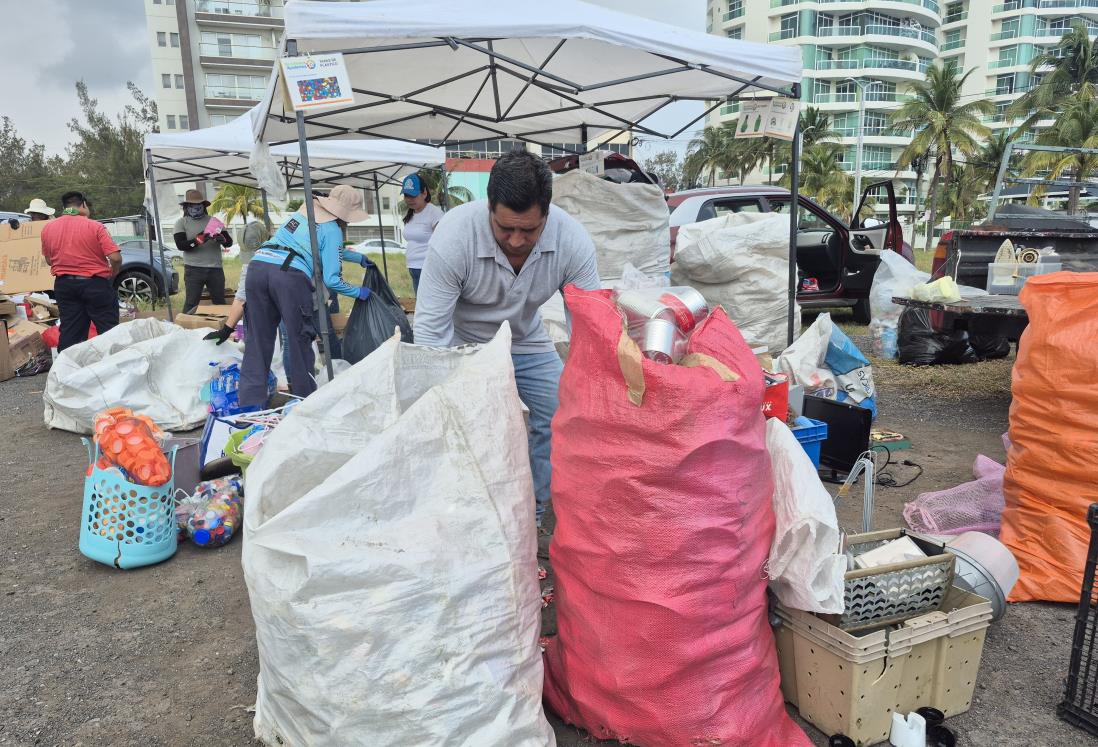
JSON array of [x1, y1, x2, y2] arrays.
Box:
[[0, 0, 154, 156]]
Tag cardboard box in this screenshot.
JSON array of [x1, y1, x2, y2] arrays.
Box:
[[0, 320, 14, 382], [0, 299, 17, 320], [7, 319, 49, 372], [0, 221, 53, 295], [195, 304, 235, 316], [175, 312, 227, 331]]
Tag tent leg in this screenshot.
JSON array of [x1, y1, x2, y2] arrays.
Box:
[[290, 115, 334, 381], [787, 121, 801, 348], [146, 151, 173, 322], [439, 162, 449, 211], [372, 175, 389, 281]]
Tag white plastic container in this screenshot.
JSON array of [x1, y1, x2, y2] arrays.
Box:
[[944, 531, 1019, 621], [986, 261, 1062, 295]]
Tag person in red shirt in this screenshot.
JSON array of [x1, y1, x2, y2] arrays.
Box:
[[40, 191, 123, 351]]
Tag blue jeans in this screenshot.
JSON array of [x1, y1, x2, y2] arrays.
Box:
[[409, 267, 421, 294], [512, 351, 564, 526]]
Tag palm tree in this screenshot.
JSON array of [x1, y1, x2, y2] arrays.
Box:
[[941, 164, 987, 225], [209, 183, 264, 225], [417, 169, 474, 209], [1020, 95, 1098, 214], [799, 107, 841, 148], [724, 137, 767, 185], [890, 64, 993, 250], [971, 130, 1018, 192], [685, 126, 735, 186], [1008, 22, 1098, 129]]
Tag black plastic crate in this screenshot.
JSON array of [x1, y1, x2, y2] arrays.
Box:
[[1059, 503, 1098, 736]]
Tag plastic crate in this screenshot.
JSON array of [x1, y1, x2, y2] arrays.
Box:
[[1059, 503, 1098, 737], [986, 261, 1061, 295], [78, 438, 178, 570], [790, 415, 828, 469], [773, 586, 993, 747]]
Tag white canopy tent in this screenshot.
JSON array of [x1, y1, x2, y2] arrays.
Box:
[[142, 113, 445, 323], [250, 0, 804, 372]]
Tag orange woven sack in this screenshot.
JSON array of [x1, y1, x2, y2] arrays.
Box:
[[1001, 272, 1098, 602]]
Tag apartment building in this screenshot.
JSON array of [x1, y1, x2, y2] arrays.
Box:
[[706, 0, 1097, 214]]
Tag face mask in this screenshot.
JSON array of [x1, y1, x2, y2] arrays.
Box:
[[185, 204, 206, 219]]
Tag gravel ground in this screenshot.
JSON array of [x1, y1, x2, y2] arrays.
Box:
[[0, 341, 1087, 746]]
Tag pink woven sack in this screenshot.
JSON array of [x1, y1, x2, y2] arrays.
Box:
[[543, 286, 809, 747]]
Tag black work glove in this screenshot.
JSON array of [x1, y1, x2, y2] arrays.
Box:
[[203, 324, 235, 345]]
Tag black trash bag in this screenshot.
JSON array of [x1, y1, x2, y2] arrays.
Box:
[[898, 307, 979, 366], [970, 334, 1011, 360], [342, 260, 412, 364]]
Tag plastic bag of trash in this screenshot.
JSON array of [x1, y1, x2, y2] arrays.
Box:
[[672, 212, 799, 354], [342, 259, 412, 365], [897, 308, 978, 365], [242, 324, 553, 746], [778, 313, 876, 418], [911, 275, 962, 303], [767, 418, 846, 613], [544, 287, 809, 746], [870, 250, 928, 358]]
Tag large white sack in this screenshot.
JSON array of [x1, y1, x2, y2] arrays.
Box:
[[43, 318, 241, 434], [672, 212, 799, 354], [776, 312, 837, 400], [869, 249, 929, 327], [766, 418, 846, 614], [242, 324, 554, 747], [551, 169, 670, 281]]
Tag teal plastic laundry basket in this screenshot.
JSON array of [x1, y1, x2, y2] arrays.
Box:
[[79, 438, 179, 569]]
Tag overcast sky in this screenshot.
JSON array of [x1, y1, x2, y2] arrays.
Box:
[[5, 0, 704, 159]]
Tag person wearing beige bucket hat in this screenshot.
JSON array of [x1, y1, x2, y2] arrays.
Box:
[[238, 184, 373, 406], [173, 187, 235, 313]]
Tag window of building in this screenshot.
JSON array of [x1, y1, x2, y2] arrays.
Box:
[[206, 73, 268, 99], [779, 13, 797, 39], [170, 32, 180, 48], [862, 145, 892, 169], [201, 31, 264, 57], [864, 111, 888, 135], [999, 19, 1019, 39], [944, 2, 964, 22], [179, 115, 189, 129], [443, 139, 525, 158], [209, 114, 233, 126], [166, 0, 175, 5], [996, 73, 1016, 95], [812, 79, 831, 102], [162, 73, 171, 88], [175, 74, 184, 89], [836, 80, 856, 101], [727, 27, 743, 40], [166, 115, 177, 129], [157, 31, 167, 47], [382, 196, 391, 210], [998, 46, 1019, 66]]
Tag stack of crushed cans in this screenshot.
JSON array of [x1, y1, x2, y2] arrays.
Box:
[[613, 286, 710, 364]]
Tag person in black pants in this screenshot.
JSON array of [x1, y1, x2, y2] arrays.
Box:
[[173, 188, 233, 314], [40, 192, 122, 351]]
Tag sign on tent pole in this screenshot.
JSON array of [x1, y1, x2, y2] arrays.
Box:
[[279, 53, 354, 112], [734, 99, 800, 142]]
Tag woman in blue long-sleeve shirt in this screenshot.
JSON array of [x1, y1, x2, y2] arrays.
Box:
[[239, 185, 371, 407]]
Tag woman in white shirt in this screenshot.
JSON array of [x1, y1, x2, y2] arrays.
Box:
[[400, 173, 444, 293]]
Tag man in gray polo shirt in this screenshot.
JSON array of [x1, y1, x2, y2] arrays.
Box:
[[414, 150, 600, 529]]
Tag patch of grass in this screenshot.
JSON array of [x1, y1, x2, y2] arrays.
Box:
[[913, 249, 934, 274], [872, 353, 1014, 399]]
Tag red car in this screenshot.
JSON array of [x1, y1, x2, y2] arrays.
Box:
[[667, 182, 910, 324]]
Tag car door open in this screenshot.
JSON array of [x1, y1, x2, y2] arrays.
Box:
[[848, 181, 900, 255]]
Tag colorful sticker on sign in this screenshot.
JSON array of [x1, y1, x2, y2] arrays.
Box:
[[279, 53, 354, 111]]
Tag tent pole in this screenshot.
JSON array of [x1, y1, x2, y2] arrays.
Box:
[[144, 153, 158, 315], [146, 149, 173, 322], [260, 188, 272, 230], [439, 161, 450, 211], [372, 174, 389, 281], [787, 114, 801, 348], [288, 39, 335, 383]]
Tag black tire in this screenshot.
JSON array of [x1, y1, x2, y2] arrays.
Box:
[[852, 297, 871, 325], [115, 270, 158, 306]]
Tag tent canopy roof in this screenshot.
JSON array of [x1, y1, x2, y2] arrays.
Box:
[[252, 0, 802, 148], [144, 111, 445, 190]]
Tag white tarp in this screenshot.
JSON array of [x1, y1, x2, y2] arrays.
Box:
[[242, 325, 553, 746], [672, 212, 799, 354], [43, 319, 241, 434], [251, 0, 802, 146]]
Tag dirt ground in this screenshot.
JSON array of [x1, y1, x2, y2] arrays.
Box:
[[0, 333, 1086, 747]]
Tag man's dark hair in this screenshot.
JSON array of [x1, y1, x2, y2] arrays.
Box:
[[487, 148, 553, 215], [61, 191, 87, 208]]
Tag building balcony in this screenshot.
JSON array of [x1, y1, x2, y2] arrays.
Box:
[[720, 102, 741, 116], [195, 0, 284, 28], [723, 7, 745, 23], [204, 85, 265, 105], [1039, 0, 1098, 9], [864, 24, 938, 47], [988, 58, 1031, 70], [941, 38, 965, 50], [813, 92, 859, 104], [814, 58, 931, 82], [199, 42, 278, 66], [942, 11, 968, 24], [770, 0, 940, 24]]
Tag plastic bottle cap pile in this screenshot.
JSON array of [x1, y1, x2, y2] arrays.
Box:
[[93, 408, 171, 487]]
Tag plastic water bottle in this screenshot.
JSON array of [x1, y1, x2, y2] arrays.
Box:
[[881, 326, 898, 359]]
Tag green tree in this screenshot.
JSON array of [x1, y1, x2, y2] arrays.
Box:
[[64, 81, 159, 218], [285, 198, 304, 212], [1020, 95, 1098, 214], [970, 130, 1019, 192], [941, 164, 987, 225], [210, 184, 264, 225], [1009, 22, 1098, 129], [890, 64, 992, 250], [641, 150, 684, 192], [0, 117, 66, 213], [723, 137, 767, 186], [684, 126, 735, 186], [416, 169, 474, 209], [798, 106, 841, 148]]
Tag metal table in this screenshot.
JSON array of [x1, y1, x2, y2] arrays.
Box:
[[892, 294, 1029, 339]]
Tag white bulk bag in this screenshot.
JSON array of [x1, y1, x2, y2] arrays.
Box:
[[551, 169, 670, 282], [242, 324, 554, 747], [766, 418, 845, 614], [671, 212, 799, 354], [43, 318, 241, 434]]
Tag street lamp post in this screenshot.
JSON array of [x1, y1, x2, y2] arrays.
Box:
[[845, 77, 880, 222]]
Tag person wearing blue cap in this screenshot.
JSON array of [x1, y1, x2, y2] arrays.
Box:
[[400, 173, 444, 294]]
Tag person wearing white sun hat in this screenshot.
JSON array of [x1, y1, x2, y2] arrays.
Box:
[[239, 184, 372, 406], [24, 198, 55, 220]]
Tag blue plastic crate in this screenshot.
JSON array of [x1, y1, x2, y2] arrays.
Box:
[[790, 415, 828, 469]]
